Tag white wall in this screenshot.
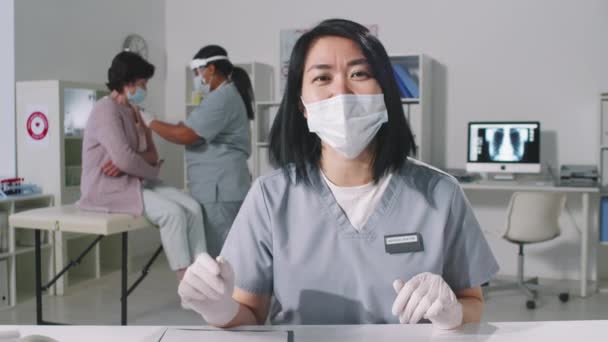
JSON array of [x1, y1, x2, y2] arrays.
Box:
[[0, 0, 15, 178], [14, 0, 169, 258], [166, 0, 608, 281], [14, 0, 182, 187]]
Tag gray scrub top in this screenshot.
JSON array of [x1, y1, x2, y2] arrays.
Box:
[[220, 159, 499, 324], [184, 82, 251, 204]]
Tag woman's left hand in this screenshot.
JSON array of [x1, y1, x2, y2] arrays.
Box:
[[102, 160, 124, 177], [391, 272, 463, 329]]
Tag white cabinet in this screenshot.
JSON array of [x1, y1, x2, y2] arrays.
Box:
[[16, 81, 109, 206], [390, 54, 433, 163], [234, 62, 274, 104], [601, 93, 608, 190], [252, 101, 281, 179], [185, 62, 274, 109], [0, 194, 53, 307], [184, 62, 274, 185], [0, 258, 8, 308], [15, 81, 149, 296], [602, 97, 608, 148]]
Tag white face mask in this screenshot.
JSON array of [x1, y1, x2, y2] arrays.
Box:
[[193, 75, 204, 92], [193, 69, 212, 96], [200, 74, 212, 96], [304, 94, 388, 159]]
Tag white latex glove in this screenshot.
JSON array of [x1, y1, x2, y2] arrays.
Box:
[[391, 272, 463, 330], [139, 109, 156, 126], [178, 253, 240, 326]]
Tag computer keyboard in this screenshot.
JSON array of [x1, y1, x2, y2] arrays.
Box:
[[472, 179, 555, 187], [444, 169, 479, 183]]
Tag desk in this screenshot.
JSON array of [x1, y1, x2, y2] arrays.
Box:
[[8, 205, 162, 325], [2, 321, 608, 341], [460, 180, 599, 297]]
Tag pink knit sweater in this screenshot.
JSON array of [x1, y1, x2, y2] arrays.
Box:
[[77, 97, 159, 215]]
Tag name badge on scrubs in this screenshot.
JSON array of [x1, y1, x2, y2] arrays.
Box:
[[384, 233, 424, 254]]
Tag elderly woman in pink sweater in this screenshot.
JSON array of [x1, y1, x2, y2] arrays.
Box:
[[78, 51, 206, 280]]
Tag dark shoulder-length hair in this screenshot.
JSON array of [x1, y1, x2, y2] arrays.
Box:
[[106, 51, 155, 92], [268, 18, 416, 184]]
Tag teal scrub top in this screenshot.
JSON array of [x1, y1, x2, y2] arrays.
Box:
[[220, 159, 499, 324], [184, 82, 251, 203]]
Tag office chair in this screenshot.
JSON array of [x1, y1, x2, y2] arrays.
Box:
[[483, 191, 570, 309]]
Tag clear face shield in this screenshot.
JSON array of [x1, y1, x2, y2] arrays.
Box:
[[190, 55, 229, 94]]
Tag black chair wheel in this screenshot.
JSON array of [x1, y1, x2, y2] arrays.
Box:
[[559, 293, 570, 302], [526, 300, 536, 309]]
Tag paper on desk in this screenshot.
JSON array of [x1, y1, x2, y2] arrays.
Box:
[[150, 328, 288, 342], [0, 329, 20, 340]]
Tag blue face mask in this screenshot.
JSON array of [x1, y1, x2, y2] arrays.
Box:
[[127, 87, 147, 104]]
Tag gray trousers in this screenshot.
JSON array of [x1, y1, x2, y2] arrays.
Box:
[[201, 201, 243, 258], [142, 186, 207, 270]]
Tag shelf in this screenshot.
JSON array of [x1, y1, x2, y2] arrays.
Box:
[[256, 142, 270, 147], [15, 244, 52, 255], [389, 54, 422, 103], [0, 193, 53, 204], [64, 136, 83, 140], [0, 244, 52, 258], [62, 232, 89, 241]]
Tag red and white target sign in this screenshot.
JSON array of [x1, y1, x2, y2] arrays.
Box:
[[24, 105, 50, 147], [26, 111, 49, 140]]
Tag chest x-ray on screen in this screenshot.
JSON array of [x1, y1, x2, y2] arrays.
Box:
[[469, 123, 540, 164], [486, 126, 529, 161]]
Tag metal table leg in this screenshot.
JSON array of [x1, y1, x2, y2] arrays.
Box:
[[34, 230, 160, 326], [35, 229, 42, 325], [121, 231, 128, 325], [581, 193, 589, 297]]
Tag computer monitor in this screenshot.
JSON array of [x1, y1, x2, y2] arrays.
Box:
[[466, 121, 541, 174]]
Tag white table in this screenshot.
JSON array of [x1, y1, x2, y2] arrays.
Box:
[[460, 179, 600, 297], [2, 321, 608, 341], [8, 205, 161, 325]]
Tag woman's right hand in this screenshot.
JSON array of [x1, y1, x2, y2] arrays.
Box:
[[102, 160, 123, 177], [139, 109, 156, 127], [178, 253, 240, 326]]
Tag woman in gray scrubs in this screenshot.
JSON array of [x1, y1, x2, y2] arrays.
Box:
[[178, 19, 499, 328], [143, 45, 254, 257]]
